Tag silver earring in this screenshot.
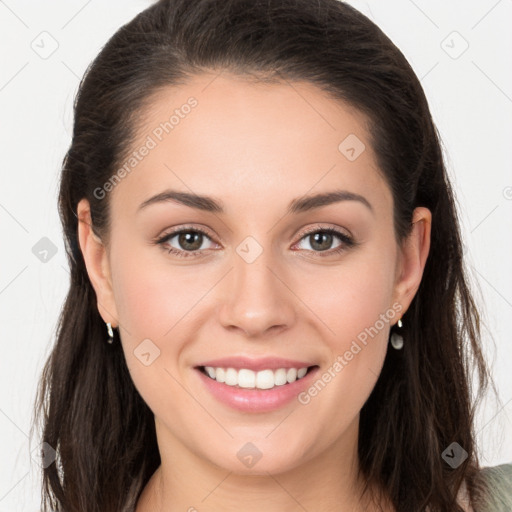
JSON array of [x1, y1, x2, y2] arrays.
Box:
[[106, 322, 114, 344], [390, 318, 404, 350]]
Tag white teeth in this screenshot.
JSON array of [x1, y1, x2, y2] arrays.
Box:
[[286, 368, 297, 383], [256, 369, 274, 389], [216, 367, 225, 383], [274, 368, 287, 386], [225, 368, 238, 386], [203, 366, 310, 389], [238, 369, 255, 388]]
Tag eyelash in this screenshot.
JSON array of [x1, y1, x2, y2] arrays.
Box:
[[154, 224, 357, 259]]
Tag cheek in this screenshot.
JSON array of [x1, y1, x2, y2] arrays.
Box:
[[109, 245, 206, 415], [291, 250, 397, 414], [110, 242, 211, 340], [296, 250, 397, 350], [108, 243, 223, 407]]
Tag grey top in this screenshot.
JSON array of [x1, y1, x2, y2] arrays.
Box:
[[477, 463, 512, 511]]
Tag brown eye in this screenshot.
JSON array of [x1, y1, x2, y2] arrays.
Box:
[[308, 231, 336, 251], [175, 231, 205, 251], [294, 227, 355, 256], [156, 227, 217, 258]]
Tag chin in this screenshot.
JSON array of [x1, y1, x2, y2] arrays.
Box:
[[203, 437, 311, 476]]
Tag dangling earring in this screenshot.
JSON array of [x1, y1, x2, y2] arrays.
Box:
[[106, 322, 114, 344], [390, 318, 404, 350]]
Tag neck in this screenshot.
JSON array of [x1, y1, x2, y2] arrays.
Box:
[[136, 416, 392, 512]]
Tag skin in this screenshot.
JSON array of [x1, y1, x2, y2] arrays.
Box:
[[77, 72, 432, 511]]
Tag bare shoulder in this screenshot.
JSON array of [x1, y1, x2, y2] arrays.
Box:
[[456, 478, 474, 512], [457, 501, 474, 512]]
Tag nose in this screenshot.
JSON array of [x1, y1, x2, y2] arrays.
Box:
[[217, 247, 297, 339]]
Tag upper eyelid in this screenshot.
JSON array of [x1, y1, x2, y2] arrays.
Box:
[[296, 224, 353, 240], [157, 225, 216, 243]]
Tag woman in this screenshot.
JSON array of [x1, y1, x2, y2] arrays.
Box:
[[32, 0, 512, 510]]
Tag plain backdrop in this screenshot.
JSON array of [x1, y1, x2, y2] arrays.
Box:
[[1, 1, 511, 510]]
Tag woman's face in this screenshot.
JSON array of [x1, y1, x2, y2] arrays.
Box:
[[79, 72, 430, 476]]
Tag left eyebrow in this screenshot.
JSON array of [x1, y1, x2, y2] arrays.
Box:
[[137, 189, 373, 215], [287, 190, 373, 215]]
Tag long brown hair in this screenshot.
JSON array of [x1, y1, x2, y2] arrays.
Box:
[[31, 1, 499, 510]]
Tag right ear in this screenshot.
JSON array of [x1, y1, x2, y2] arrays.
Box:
[[76, 198, 119, 327]]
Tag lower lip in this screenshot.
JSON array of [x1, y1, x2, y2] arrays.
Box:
[[195, 366, 319, 413]]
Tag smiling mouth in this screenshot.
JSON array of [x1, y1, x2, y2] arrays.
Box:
[[196, 365, 318, 390]]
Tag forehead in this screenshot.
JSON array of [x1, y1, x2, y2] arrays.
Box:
[[110, 72, 391, 217]]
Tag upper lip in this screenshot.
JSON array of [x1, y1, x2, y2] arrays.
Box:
[[195, 356, 317, 372]]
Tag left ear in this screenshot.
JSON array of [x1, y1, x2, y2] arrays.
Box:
[[392, 206, 432, 314]]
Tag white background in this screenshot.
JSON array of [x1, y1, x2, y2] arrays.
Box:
[[0, 1, 511, 509]]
